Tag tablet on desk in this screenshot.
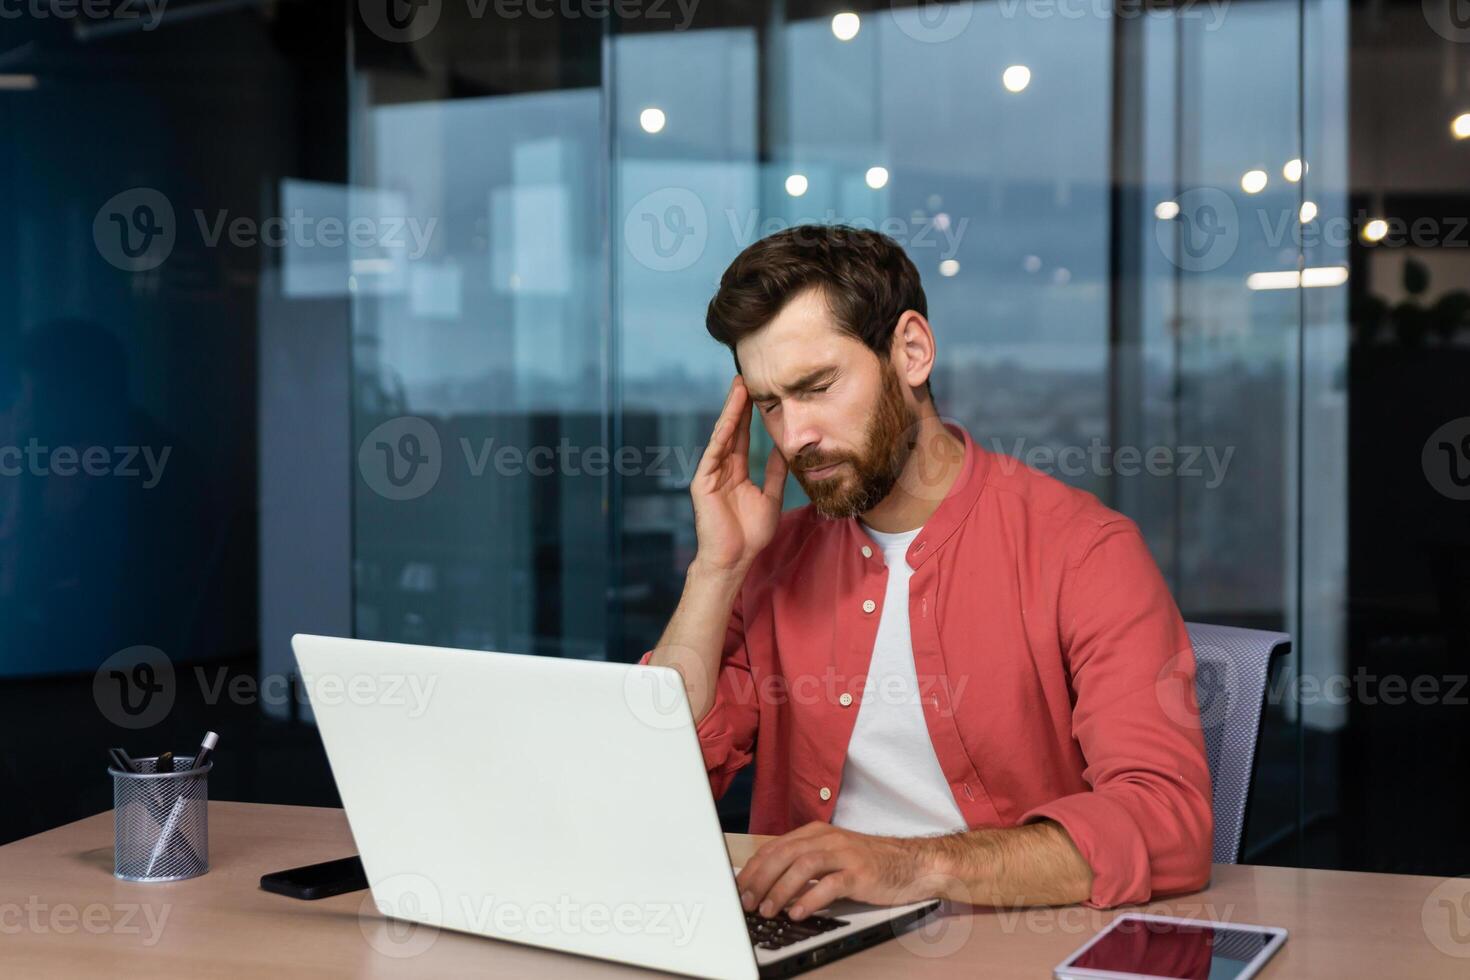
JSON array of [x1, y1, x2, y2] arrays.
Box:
[[1054, 913, 1287, 980]]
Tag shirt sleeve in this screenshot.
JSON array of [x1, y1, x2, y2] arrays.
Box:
[[638, 587, 759, 800], [1020, 518, 1214, 909]]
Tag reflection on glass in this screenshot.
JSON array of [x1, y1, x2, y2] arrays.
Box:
[[352, 89, 608, 657]]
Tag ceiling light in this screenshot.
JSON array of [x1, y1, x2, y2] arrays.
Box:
[[831, 12, 860, 41], [1002, 65, 1031, 93], [638, 107, 666, 134]]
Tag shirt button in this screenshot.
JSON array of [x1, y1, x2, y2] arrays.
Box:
[[839, 692, 853, 707], [861, 545, 873, 558], [819, 786, 832, 801], [862, 599, 876, 613]]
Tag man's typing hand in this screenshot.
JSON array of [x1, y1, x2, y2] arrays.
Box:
[[735, 822, 938, 921]]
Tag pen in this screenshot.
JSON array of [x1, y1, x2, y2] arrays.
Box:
[[108, 747, 138, 774], [193, 731, 218, 770], [145, 796, 190, 877], [156, 751, 173, 774]]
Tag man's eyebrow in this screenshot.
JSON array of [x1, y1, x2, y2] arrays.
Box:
[[747, 367, 837, 403]]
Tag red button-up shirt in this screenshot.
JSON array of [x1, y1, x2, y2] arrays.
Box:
[[651, 424, 1212, 909]]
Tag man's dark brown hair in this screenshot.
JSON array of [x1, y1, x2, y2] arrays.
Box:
[[706, 224, 932, 400]]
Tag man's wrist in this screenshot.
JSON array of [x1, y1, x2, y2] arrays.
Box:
[[908, 830, 996, 904], [907, 833, 968, 899], [686, 555, 750, 596]]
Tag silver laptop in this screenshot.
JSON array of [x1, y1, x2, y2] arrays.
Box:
[[291, 634, 939, 979]]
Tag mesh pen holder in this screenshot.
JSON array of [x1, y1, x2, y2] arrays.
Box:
[[110, 755, 212, 882]]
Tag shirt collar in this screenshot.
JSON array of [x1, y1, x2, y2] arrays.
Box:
[[841, 421, 989, 571]]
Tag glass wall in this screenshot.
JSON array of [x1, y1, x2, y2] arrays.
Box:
[[0, 0, 349, 844], [348, 0, 1320, 853], [347, 0, 1470, 873]]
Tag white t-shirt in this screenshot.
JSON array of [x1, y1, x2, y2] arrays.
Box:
[[830, 523, 970, 838]]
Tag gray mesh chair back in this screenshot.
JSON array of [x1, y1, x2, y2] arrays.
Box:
[[1186, 622, 1291, 864]]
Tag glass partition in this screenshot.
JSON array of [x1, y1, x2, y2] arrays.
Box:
[[349, 1, 1336, 860]]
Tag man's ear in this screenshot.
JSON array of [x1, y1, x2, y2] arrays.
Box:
[[891, 311, 936, 395]]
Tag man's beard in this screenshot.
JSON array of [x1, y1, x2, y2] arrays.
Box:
[[791, 363, 917, 519]]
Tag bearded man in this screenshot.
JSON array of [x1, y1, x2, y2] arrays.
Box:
[[644, 224, 1212, 921]]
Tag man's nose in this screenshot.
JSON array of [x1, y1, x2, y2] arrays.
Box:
[[779, 403, 821, 462]]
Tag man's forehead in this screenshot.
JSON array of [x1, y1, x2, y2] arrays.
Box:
[[742, 359, 838, 400], [736, 295, 860, 396]]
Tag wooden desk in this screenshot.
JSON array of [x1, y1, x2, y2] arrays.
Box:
[[1, 802, 1466, 977]]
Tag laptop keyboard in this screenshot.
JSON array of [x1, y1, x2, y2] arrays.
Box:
[[745, 910, 850, 950]]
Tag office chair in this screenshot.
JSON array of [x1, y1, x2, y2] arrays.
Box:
[[1185, 622, 1292, 864]]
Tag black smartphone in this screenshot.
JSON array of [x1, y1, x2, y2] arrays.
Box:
[[259, 855, 368, 900]]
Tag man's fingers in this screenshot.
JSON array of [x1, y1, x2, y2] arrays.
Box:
[[732, 392, 753, 464], [696, 417, 735, 481], [788, 871, 852, 921], [761, 446, 789, 502], [736, 837, 794, 910], [697, 378, 748, 482], [715, 375, 747, 430], [760, 851, 842, 918], [737, 827, 833, 913]]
